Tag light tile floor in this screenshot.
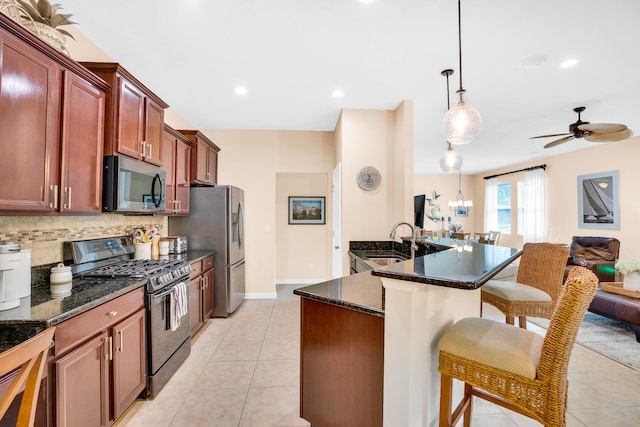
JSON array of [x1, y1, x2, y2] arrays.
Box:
[[116, 284, 640, 427]]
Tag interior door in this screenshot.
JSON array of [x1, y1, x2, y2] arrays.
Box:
[[332, 163, 342, 278]]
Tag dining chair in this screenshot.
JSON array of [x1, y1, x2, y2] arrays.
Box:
[[438, 266, 598, 427], [481, 242, 569, 328], [451, 232, 470, 240], [488, 230, 502, 245], [0, 327, 55, 427]]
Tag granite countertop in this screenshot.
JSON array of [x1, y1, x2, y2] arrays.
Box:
[[293, 270, 384, 317], [0, 250, 214, 351], [295, 242, 522, 316]]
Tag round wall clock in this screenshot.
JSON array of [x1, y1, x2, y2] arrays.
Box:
[[357, 166, 382, 191]]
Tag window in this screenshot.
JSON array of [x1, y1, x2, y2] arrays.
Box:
[[497, 183, 511, 233], [517, 180, 525, 235]]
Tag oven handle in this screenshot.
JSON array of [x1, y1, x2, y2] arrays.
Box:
[[153, 281, 185, 300]]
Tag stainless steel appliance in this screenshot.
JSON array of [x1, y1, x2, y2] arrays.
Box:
[[68, 237, 191, 398], [102, 155, 166, 213], [169, 185, 245, 317]]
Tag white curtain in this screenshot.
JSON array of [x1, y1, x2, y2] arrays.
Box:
[[484, 178, 498, 231], [523, 168, 545, 242]]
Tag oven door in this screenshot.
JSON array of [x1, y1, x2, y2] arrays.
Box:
[[147, 280, 190, 374]]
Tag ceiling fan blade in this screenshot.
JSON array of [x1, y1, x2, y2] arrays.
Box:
[[544, 135, 575, 149], [578, 123, 627, 133], [585, 128, 634, 142], [529, 132, 572, 139]]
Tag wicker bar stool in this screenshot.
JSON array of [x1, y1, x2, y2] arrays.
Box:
[[481, 242, 569, 328], [438, 267, 598, 427], [0, 327, 55, 426]]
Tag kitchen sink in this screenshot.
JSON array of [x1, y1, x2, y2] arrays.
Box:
[[370, 257, 407, 266]]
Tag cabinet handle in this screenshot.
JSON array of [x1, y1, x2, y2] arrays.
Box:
[[108, 336, 113, 360], [50, 185, 58, 209], [148, 144, 152, 160], [63, 187, 72, 209], [104, 336, 112, 360], [108, 311, 118, 317], [117, 330, 123, 353], [141, 140, 147, 157], [173, 200, 178, 213], [178, 200, 182, 212], [206, 172, 211, 183]]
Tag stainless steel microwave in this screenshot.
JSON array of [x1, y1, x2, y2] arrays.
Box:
[[103, 155, 165, 213]]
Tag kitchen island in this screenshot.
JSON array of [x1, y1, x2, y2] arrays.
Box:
[[294, 242, 521, 427]]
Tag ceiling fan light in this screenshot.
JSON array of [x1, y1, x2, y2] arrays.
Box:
[[439, 146, 463, 172], [441, 90, 481, 145]]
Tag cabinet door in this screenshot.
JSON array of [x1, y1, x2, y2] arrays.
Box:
[[202, 268, 215, 319], [55, 332, 110, 427], [175, 140, 191, 214], [112, 309, 146, 420], [60, 71, 105, 213], [208, 144, 218, 186], [116, 77, 145, 160], [144, 98, 164, 166], [189, 277, 203, 336], [161, 131, 176, 214], [194, 139, 210, 184], [0, 30, 60, 212]]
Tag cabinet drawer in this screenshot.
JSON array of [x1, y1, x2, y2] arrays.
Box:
[[190, 260, 202, 278], [54, 287, 145, 356], [203, 256, 214, 271]]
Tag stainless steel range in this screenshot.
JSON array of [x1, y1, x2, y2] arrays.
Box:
[[67, 236, 192, 398]]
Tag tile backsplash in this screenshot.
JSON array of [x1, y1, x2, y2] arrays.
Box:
[[0, 215, 168, 266]]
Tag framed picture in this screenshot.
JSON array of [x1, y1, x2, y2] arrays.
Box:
[[455, 206, 468, 217], [577, 170, 619, 229], [142, 194, 154, 210], [288, 196, 326, 224]]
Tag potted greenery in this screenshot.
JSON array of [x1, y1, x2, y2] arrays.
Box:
[[14, 0, 75, 52]]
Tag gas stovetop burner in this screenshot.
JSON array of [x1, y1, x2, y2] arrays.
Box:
[[82, 259, 185, 278], [68, 237, 191, 293]]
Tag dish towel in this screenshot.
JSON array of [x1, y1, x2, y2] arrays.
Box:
[[170, 281, 188, 331]]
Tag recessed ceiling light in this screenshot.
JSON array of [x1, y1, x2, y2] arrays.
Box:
[[332, 90, 344, 98], [518, 54, 547, 69], [235, 86, 247, 95], [560, 58, 578, 68]]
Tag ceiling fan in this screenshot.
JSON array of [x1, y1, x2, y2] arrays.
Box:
[[530, 106, 633, 149]]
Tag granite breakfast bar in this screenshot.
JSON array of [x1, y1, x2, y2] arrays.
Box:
[[294, 243, 522, 427]]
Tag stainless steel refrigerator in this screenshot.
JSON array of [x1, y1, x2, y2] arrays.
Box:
[[169, 185, 245, 317]]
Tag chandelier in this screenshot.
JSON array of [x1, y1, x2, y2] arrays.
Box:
[[448, 170, 473, 210], [441, 0, 481, 145], [439, 69, 463, 172]]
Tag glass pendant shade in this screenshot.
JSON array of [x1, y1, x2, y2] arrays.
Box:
[[439, 146, 463, 172], [441, 90, 481, 145]]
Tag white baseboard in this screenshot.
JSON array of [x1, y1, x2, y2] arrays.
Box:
[[244, 292, 277, 299], [275, 278, 327, 285]]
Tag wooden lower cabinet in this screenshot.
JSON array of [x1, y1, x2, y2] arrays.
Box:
[[300, 298, 384, 427], [51, 289, 146, 426], [189, 256, 215, 336]]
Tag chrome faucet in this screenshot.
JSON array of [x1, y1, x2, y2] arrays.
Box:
[[389, 221, 418, 259]]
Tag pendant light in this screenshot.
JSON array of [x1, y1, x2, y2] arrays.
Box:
[[441, 0, 481, 145], [448, 170, 473, 210], [439, 69, 463, 172]]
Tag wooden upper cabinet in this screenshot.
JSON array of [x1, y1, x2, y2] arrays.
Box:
[[178, 129, 221, 186], [81, 62, 168, 167], [161, 125, 191, 215], [60, 71, 105, 214], [0, 26, 61, 212], [0, 15, 108, 214]]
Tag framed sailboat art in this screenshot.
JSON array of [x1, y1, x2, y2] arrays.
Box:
[[577, 170, 619, 229]]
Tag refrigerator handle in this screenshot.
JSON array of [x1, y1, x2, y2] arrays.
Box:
[[238, 200, 244, 249], [232, 260, 245, 271]]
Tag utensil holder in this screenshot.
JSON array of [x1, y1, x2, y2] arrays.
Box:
[[134, 242, 152, 260]]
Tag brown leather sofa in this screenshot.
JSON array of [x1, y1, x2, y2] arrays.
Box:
[[564, 236, 620, 282]]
